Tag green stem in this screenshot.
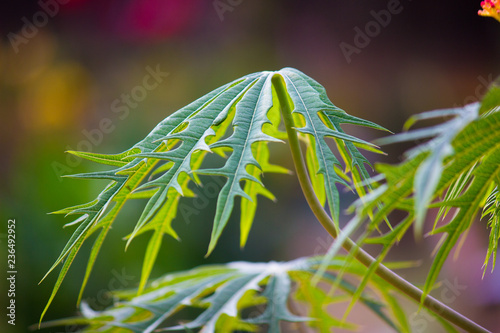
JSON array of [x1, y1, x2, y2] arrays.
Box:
[[271, 74, 490, 333]]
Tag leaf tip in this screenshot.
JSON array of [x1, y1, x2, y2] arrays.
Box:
[[205, 241, 216, 258], [39, 270, 52, 285]]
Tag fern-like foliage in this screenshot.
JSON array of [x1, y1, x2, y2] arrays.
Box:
[[42, 68, 385, 321], [39, 256, 425, 333], [346, 79, 500, 303]]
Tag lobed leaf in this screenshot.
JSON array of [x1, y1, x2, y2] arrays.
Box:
[[280, 68, 384, 222], [346, 81, 500, 312], [43, 68, 385, 321], [40, 256, 410, 333]]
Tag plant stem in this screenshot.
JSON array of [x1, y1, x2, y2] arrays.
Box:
[[271, 74, 490, 333]]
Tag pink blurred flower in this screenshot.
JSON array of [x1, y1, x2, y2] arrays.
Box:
[[478, 0, 500, 22], [111, 0, 202, 40], [60, 0, 202, 41]]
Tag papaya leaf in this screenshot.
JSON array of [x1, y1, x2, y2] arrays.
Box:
[[482, 186, 500, 275], [280, 68, 384, 222], [43, 68, 384, 322], [375, 103, 479, 238], [40, 256, 410, 333], [479, 76, 500, 115], [346, 82, 500, 310]]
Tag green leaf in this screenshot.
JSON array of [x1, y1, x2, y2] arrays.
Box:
[[375, 104, 479, 238], [240, 141, 289, 248], [41, 73, 261, 319], [40, 256, 411, 332], [479, 76, 500, 115], [43, 68, 384, 320], [280, 68, 382, 222], [40, 236, 85, 327], [245, 272, 308, 332], [482, 186, 500, 275], [292, 270, 357, 332], [348, 85, 500, 312], [196, 74, 283, 255], [66, 149, 141, 167], [424, 147, 500, 301]]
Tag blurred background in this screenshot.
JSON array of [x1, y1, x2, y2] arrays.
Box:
[[0, 0, 499, 332]]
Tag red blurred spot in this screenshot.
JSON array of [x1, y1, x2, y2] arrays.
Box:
[[112, 0, 202, 40]]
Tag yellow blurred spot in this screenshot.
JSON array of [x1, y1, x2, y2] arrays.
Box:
[[20, 62, 90, 130], [2, 32, 56, 86]]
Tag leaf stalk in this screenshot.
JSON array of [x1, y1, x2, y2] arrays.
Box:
[[272, 73, 490, 333]]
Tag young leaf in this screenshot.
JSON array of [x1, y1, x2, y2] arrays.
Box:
[[482, 186, 500, 274], [39, 256, 410, 333], [280, 68, 383, 222], [348, 82, 500, 310], [479, 76, 500, 115], [43, 68, 385, 321], [195, 75, 283, 255], [375, 103, 479, 238]]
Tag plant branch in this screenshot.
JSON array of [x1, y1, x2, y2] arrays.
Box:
[[271, 73, 491, 333]]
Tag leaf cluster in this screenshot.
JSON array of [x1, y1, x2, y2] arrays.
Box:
[[348, 78, 500, 303], [42, 68, 383, 325], [42, 69, 500, 332], [39, 257, 421, 332]]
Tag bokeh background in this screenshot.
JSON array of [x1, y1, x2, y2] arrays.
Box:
[[1, 0, 499, 332]]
